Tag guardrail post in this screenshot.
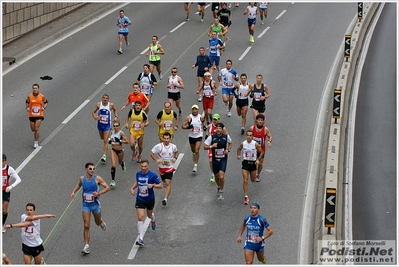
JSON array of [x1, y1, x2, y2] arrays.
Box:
[[358, 2, 363, 22]]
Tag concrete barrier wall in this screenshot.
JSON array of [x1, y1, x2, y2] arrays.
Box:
[[2, 2, 85, 45], [313, 2, 379, 264]]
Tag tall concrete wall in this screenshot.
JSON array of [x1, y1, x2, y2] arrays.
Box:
[[2, 2, 85, 45]]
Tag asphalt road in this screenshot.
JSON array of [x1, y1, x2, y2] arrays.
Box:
[[2, 2, 358, 265], [352, 3, 396, 244]]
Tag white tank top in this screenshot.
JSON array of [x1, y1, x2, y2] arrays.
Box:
[[247, 6, 257, 19], [188, 114, 203, 138], [168, 75, 180, 93], [243, 140, 257, 161], [238, 83, 250, 100]]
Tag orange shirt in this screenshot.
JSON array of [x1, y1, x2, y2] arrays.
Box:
[[127, 92, 149, 109], [28, 93, 45, 117]]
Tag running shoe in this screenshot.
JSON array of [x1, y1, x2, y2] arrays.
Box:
[[218, 191, 224, 200], [118, 49, 123, 54], [217, 187, 221, 197], [262, 256, 267, 264], [200, 18, 203, 23], [227, 110, 231, 117], [33, 141, 39, 148], [192, 164, 198, 173], [121, 162, 126, 173], [126, 40, 129, 46], [162, 199, 167, 206], [101, 154, 106, 162], [110, 180, 116, 187], [186, 16, 189, 21], [226, 36, 231, 41], [198, 95, 202, 102], [159, 73, 163, 80], [244, 196, 249, 205], [228, 3, 232, 8], [261, 20, 264, 25], [131, 152, 136, 161], [136, 239, 144, 247], [137, 155, 142, 163], [250, 36, 255, 43], [241, 127, 245, 135], [210, 174, 215, 182], [81, 245, 90, 254], [255, 174, 261, 182], [100, 221, 107, 231], [151, 217, 157, 230], [2, 226, 6, 233]]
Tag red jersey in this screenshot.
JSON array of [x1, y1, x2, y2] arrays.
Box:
[[252, 125, 267, 152], [127, 92, 149, 109], [2, 165, 10, 191]]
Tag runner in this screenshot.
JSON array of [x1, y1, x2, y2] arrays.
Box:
[[197, 2, 206, 22], [207, 31, 225, 74], [166, 67, 185, 118], [109, 120, 129, 187], [70, 162, 110, 254], [130, 159, 162, 247], [219, 59, 238, 117], [125, 101, 149, 163], [249, 74, 270, 124], [217, 2, 232, 43], [196, 72, 218, 126], [192, 47, 212, 102], [26, 84, 48, 148], [236, 130, 264, 204], [3, 203, 56, 264], [91, 94, 118, 163], [204, 122, 233, 200], [2, 253, 11, 264], [182, 104, 205, 173], [121, 83, 150, 112], [259, 2, 269, 24], [116, 9, 132, 54], [136, 64, 158, 112], [184, 2, 192, 21], [243, 2, 258, 43], [211, 2, 220, 19], [155, 102, 178, 142], [249, 114, 272, 182], [2, 154, 22, 233], [205, 114, 229, 182], [237, 201, 273, 264], [232, 73, 253, 134], [145, 35, 165, 80], [150, 132, 179, 206]]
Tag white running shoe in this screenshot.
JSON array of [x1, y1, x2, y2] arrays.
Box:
[[33, 141, 39, 148], [227, 111, 231, 117], [81, 245, 90, 254]]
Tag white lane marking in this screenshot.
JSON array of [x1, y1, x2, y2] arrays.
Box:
[[258, 26, 270, 39], [140, 47, 149, 55], [62, 100, 90, 124], [170, 22, 186, 33], [105, 66, 127, 84], [15, 147, 42, 174], [2, 3, 128, 76], [127, 153, 184, 260], [276, 10, 287, 20], [238, 47, 252, 61]]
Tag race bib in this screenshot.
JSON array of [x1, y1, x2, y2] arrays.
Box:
[[254, 92, 262, 100], [192, 125, 201, 134], [133, 122, 141, 130], [100, 115, 108, 123], [163, 121, 173, 130], [2, 176, 7, 186], [138, 185, 149, 197], [215, 148, 225, 158], [24, 226, 34, 235], [248, 233, 259, 243], [32, 106, 40, 114], [83, 193, 95, 203]]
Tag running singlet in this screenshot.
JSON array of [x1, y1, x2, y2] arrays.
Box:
[[158, 110, 175, 136], [149, 44, 161, 61], [139, 72, 154, 95], [206, 134, 231, 159], [259, 2, 268, 9], [188, 114, 203, 138], [242, 140, 257, 161], [211, 23, 223, 39], [244, 214, 269, 244], [28, 93, 44, 117], [110, 130, 122, 145], [209, 38, 224, 57], [117, 16, 131, 33], [168, 75, 180, 93], [252, 84, 266, 105], [82, 174, 99, 204], [151, 143, 178, 172], [220, 68, 237, 89], [202, 79, 215, 98], [98, 102, 111, 126], [129, 109, 146, 135], [247, 6, 257, 19], [237, 83, 250, 99], [21, 214, 42, 247], [252, 125, 267, 152], [2, 165, 9, 191], [136, 170, 161, 201]]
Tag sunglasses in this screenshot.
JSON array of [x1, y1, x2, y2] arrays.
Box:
[[88, 167, 95, 171], [113, 125, 119, 127], [172, 71, 177, 73]]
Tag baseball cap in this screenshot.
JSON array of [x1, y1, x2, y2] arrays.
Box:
[[212, 113, 221, 120], [250, 201, 260, 209], [2, 154, 6, 161], [191, 104, 199, 109]]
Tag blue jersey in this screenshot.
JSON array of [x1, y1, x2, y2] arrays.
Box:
[[135, 170, 161, 201], [82, 174, 99, 205], [98, 102, 111, 126], [117, 16, 131, 33], [209, 38, 224, 57], [244, 214, 270, 248]]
